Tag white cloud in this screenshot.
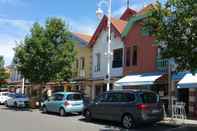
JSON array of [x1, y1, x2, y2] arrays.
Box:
[[0, 16, 97, 65], [0, 18, 32, 65], [0, 34, 20, 65], [0, 18, 33, 32], [69, 20, 97, 35], [59, 16, 97, 35]]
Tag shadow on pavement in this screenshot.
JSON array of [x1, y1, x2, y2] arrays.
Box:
[[41, 111, 81, 118], [78, 117, 196, 131], [1, 106, 33, 112]]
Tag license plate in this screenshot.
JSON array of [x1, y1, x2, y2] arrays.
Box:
[[152, 109, 160, 113]]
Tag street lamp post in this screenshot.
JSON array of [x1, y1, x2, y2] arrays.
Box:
[[96, 0, 112, 91]]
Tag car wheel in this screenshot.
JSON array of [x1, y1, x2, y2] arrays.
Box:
[[42, 106, 48, 113], [4, 101, 8, 107], [122, 114, 135, 129], [84, 109, 92, 121], [59, 108, 66, 117]]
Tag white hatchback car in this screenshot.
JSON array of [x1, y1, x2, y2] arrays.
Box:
[[6, 93, 29, 108], [0, 92, 10, 104]]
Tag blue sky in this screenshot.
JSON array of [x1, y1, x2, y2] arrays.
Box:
[[0, 0, 155, 65]]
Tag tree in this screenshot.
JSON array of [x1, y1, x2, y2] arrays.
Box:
[[14, 18, 76, 86], [0, 56, 9, 89], [144, 0, 197, 72]]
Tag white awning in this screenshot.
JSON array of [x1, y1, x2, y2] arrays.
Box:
[[115, 72, 163, 87], [177, 73, 197, 88]]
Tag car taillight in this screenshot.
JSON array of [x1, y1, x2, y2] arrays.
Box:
[[136, 104, 147, 111], [64, 101, 70, 107]]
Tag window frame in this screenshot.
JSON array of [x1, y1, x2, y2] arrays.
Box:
[[95, 53, 101, 72], [132, 45, 138, 66], [125, 47, 131, 67], [112, 48, 123, 68]]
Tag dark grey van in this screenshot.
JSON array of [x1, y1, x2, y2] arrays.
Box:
[[83, 90, 164, 129]]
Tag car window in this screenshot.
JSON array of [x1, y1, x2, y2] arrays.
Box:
[[140, 92, 158, 104], [54, 94, 65, 101], [107, 93, 122, 102], [106, 93, 135, 102], [121, 93, 135, 102], [67, 94, 82, 101], [49, 95, 55, 101], [94, 93, 108, 103]]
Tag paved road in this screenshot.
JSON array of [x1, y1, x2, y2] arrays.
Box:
[[0, 105, 197, 131]]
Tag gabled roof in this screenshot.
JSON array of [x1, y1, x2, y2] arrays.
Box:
[[120, 8, 137, 21], [89, 15, 127, 47], [122, 4, 155, 37], [138, 4, 156, 15], [111, 18, 127, 33], [73, 32, 92, 43]]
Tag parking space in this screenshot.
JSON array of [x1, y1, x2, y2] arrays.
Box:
[[0, 105, 197, 131]]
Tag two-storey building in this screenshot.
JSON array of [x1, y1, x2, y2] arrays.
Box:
[[71, 32, 92, 98], [89, 9, 136, 99]]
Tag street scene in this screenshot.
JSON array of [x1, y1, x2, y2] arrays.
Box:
[[0, 0, 197, 131], [0, 105, 197, 131]]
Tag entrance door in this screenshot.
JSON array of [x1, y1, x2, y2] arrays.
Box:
[[178, 88, 189, 114]]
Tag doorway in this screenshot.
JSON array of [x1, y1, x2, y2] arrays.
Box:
[[178, 88, 189, 114]]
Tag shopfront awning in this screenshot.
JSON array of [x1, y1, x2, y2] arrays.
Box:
[[114, 72, 163, 87], [177, 73, 197, 88]]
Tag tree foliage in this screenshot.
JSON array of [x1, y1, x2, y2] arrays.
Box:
[[0, 56, 9, 88], [14, 18, 76, 84], [144, 0, 197, 72]]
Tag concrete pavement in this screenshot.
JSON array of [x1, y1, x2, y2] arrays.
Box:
[[0, 105, 197, 131]]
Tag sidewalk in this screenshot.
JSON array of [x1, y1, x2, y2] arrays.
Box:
[[160, 117, 197, 126]]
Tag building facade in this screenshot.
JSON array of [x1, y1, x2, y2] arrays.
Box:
[[71, 32, 92, 98], [88, 13, 131, 99]]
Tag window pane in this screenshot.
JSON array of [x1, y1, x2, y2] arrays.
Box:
[[121, 93, 135, 102], [55, 94, 64, 101], [72, 94, 82, 100], [80, 57, 85, 70], [67, 94, 82, 101], [132, 46, 138, 66], [126, 48, 131, 66], [95, 53, 100, 72], [108, 93, 122, 102], [112, 48, 123, 68], [140, 92, 157, 103]]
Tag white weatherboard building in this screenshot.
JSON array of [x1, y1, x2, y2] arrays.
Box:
[[89, 17, 127, 99]]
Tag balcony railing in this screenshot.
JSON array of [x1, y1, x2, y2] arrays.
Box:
[[156, 58, 169, 72]]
